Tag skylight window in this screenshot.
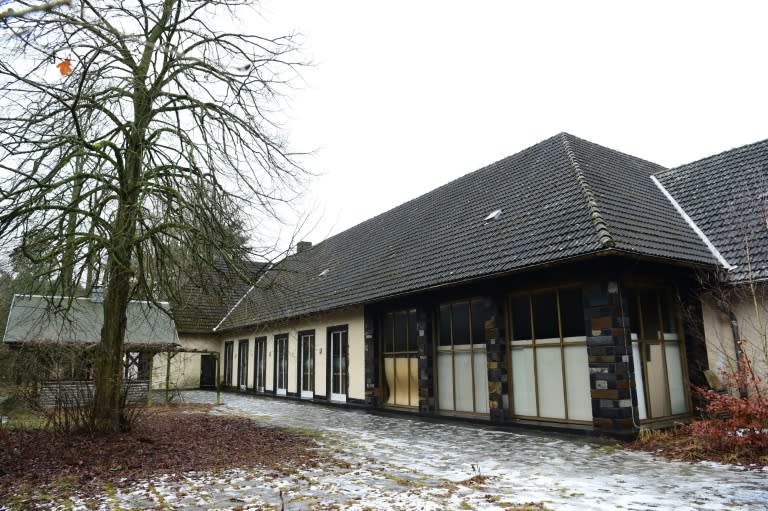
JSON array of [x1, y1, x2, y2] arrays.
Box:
[[484, 209, 502, 224]]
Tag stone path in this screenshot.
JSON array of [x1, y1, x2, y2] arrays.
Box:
[[101, 391, 767, 510]]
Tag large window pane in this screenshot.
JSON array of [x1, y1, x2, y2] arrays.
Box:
[[511, 296, 532, 341], [661, 289, 679, 337], [407, 310, 418, 352], [383, 314, 394, 353], [536, 347, 566, 419], [470, 300, 487, 345], [640, 289, 661, 340], [439, 305, 451, 346], [511, 347, 536, 416], [453, 351, 473, 412], [564, 345, 591, 420], [452, 302, 470, 346], [473, 349, 489, 414], [665, 343, 687, 415], [533, 292, 558, 340], [394, 311, 408, 353], [437, 351, 454, 410], [559, 288, 585, 338]]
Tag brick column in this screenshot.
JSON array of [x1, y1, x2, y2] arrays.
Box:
[[364, 311, 378, 407], [417, 310, 435, 413], [583, 281, 638, 435], [485, 313, 509, 422]]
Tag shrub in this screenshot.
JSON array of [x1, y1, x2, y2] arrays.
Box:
[[689, 386, 768, 456]]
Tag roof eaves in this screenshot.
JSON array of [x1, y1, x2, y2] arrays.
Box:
[[649, 175, 734, 270], [560, 133, 615, 248]]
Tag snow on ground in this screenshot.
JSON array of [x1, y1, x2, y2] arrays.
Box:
[[78, 391, 768, 509]]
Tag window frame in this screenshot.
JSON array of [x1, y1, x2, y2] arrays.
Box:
[[506, 285, 590, 423]]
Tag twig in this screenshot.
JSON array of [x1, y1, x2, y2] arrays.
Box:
[[0, 0, 71, 20]]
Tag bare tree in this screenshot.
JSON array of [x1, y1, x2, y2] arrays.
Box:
[[0, 0, 304, 431]]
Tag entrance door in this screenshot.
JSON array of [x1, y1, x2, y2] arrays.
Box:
[[299, 331, 315, 399], [274, 334, 288, 396], [328, 327, 348, 402], [254, 337, 267, 392], [627, 286, 689, 420], [382, 310, 419, 407], [238, 339, 249, 390], [200, 354, 216, 389]]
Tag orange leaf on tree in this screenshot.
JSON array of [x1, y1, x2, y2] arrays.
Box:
[[56, 59, 72, 76]]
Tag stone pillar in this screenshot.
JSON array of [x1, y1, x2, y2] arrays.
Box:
[[417, 310, 435, 413], [485, 312, 509, 422], [583, 281, 638, 435], [364, 311, 378, 407]]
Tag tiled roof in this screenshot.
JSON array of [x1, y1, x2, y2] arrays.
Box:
[[219, 133, 715, 330], [3, 295, 178, 347], [172, 259, 266, 333], [656, 139, 768, 284]]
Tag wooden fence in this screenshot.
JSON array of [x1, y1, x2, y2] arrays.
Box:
[[39, 380, 149, 408]]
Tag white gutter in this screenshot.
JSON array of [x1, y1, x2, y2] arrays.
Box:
[[213, 263, 273, 332], [650, 175, 735, 270]]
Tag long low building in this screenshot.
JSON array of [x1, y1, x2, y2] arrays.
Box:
[[170, 132, 766, 436]]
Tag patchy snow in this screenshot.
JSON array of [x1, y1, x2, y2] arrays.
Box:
[[23, 391, 768, 510]]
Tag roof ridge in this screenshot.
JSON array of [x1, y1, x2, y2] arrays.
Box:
[[560, 133, 615, 248], [657, 137, 768, 176]]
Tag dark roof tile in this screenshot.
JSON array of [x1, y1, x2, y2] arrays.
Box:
[[656, 139, 768, 284], [219, 133, 715, 330]]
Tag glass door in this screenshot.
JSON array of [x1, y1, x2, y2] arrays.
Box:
[[299, 331, 315, 399], [237, 339, 249, 390], [329, 327, 348, 402], [254, 337, 266, 392], [382, 310, 419, 408], [274, 334, 288, 396]]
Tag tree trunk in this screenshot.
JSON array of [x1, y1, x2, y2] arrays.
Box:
[[91, 121, 145, 432], [92, 237, 134, 432]]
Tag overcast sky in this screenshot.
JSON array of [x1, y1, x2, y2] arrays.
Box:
[[251, 1, 768, 247]]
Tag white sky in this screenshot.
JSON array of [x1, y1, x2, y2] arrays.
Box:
[[252, 0, 768, 247]]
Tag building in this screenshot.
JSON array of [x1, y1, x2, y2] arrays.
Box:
[[183, 132, 753, 436], [3, 292, 179, 405]]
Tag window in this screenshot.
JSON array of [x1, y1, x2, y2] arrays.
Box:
[[298, 330, 315, 399], [508, 287, 591, 422], [223, 341, 234, 387], [124, 352, 148, 381], [238, 339, 249, 390], [382, 309, 419, 407], [437, 298, 490, 415], [626, 286, 688, 419], [253, 336, 267, 392], [274, 334, 288, 396]]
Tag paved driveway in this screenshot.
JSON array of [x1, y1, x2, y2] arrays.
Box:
[[109, 391, 767, 510]]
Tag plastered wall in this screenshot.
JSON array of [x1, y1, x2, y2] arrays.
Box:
[[701, 291, 768, 391], [151, 334, 219, 390], [221, 306, 366, 400]]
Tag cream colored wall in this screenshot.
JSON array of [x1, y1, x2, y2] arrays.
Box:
[[152, 334, 219, 390], [222, 306, 365, 400], [701, 291, 768, 392]]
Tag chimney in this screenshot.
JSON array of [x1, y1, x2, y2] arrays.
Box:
[[296, 241, 312, 253]]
